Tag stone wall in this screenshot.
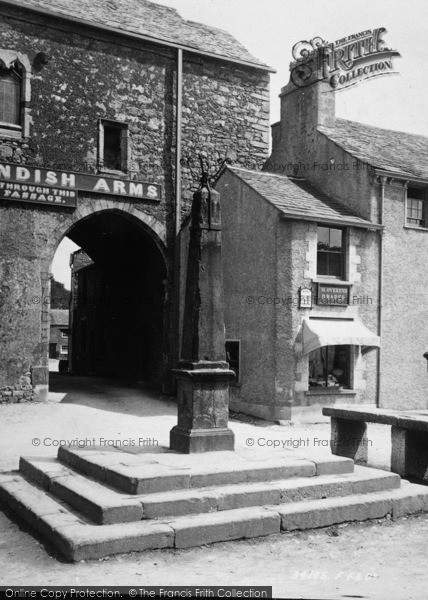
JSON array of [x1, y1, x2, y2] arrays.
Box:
[[380, 179, 428, 409], [217, 170, 280, 420], [0, 374, 36, 404], [0, 4, 270, 401]]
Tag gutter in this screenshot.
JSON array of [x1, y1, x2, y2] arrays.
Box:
[[374, 168, 428, 185], [279, 213, 383, 230], [0, 0, 275, 73]]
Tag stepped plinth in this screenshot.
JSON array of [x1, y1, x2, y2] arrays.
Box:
[[1, 444, 428, 561]]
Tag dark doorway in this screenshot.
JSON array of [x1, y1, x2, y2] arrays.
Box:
[[64, 210, 167, 387]]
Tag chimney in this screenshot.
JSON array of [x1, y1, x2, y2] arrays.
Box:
[[267, 49, 336, 172]]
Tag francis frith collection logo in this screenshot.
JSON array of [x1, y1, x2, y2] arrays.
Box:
[[291, 28, 400, 90]]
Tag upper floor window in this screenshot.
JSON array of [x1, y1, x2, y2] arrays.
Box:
[[317, 226, 346, 279], [407, 187, 426, 228], [98, 119, 128, 172], [0, 65, 21, 126], [0, 51, 32, 138]]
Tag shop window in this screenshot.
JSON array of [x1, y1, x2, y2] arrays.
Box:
[[317, 226, 345, 278], [98, 119, 128, 171], [0, 51, 31, 138], [226, 340, 240, 383], [407, 187, 426, 228], [308, 345, 351, 389]]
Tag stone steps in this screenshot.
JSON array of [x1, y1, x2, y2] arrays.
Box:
[[19, 456, 400, 522], [1, 447, 428, 562], [57, 447, 354, 494], [20, 457, 144, 525], [1, 470, 428, 562]]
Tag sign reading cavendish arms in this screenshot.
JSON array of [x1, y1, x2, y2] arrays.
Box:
[[0, 162, 162, 208]]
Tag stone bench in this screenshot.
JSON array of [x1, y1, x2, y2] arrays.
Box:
[[322, 406, 428, 482]]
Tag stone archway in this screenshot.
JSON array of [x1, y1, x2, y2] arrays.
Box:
[[44, 202, 169, 394], [0, 196, 171, 403]]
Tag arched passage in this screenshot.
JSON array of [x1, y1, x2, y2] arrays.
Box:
[[51, 209, 168, 387]]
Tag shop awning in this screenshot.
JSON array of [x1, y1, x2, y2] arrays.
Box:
[[302, 318, 381, 355]]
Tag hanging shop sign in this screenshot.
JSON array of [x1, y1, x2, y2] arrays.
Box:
[[0, 162, 161, 208], [299, 287, 313, 309]]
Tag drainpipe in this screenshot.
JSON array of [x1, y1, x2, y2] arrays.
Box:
[[175, 48, 183, 237], [173, 48, 183, 375], [377, 176, 386, 406]]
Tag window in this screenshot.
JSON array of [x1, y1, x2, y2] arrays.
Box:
[[0, 65, 21, 126], [61, 331, 68, 339], [317, 226, 345, 278], [407, 188, 426, 228], [308, 345, 351, 389], [60, 345, 68, 355], [0, 51, 31, 138], [99, 120, 128, 171], [225, 340, 240, 383]]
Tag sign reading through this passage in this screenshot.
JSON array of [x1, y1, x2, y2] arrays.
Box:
[[0, 162, 162, 207], [317, 283, 350, 306], [0, 181, 78, 207]]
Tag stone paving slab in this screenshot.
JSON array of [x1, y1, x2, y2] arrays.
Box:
[[53, 521, 175, 562], [163, 506, 281, 549], [277, 484, 428, 531], [0, 474, 74, 530]]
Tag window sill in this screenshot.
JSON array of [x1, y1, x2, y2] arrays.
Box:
[[97, 167, 127, 176], [305, 389, 356, 396], [404, 225, 428, 232], [312, 278, 351, 285], [0, 126, 23, 140]]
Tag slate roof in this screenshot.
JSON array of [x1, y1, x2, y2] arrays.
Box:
[[319, 118, 428, 181], [226, 166, 378, 229], [7, 0, 272, 70], [50, 309, 69, 327]]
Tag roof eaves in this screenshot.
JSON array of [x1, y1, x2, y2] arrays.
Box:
[[374, 168, 428, 185], [0, 0, 275, 73], [279, 212, 383, 230]]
